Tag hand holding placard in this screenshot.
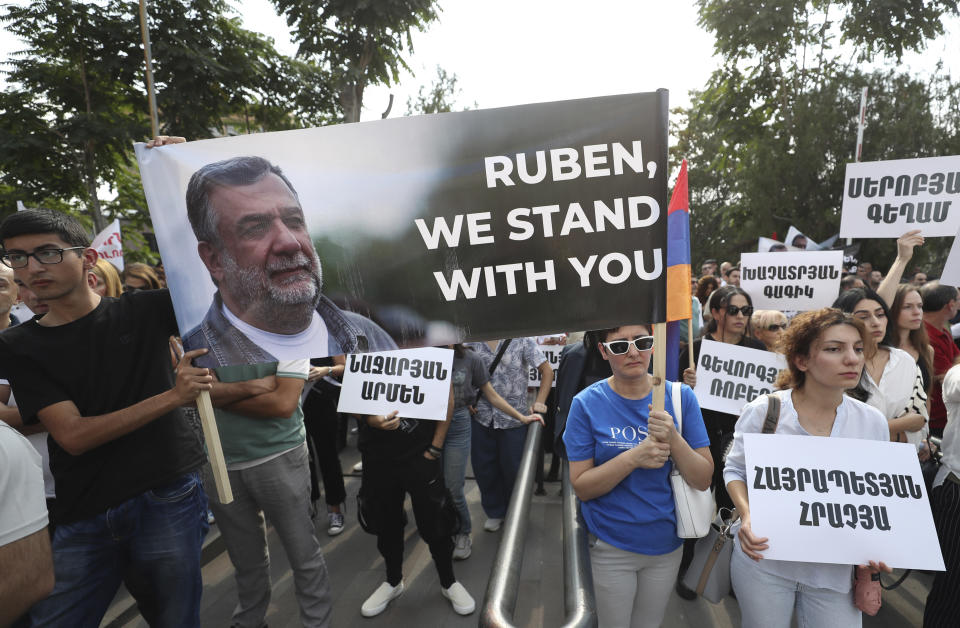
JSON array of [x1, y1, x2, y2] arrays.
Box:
[[171, 349, 214, 403], [647, 406, 677, 445], [896, 229, 925, 260], [368, 410, 400, 430], [630, 437, 671, 469], [736, 513, 770, 562], [169, 336, 231, 504]]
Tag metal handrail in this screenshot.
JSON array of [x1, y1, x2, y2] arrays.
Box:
[[559, 459, 597, 628], [478, 423, 598, 628], [479, 421, 542, 628]]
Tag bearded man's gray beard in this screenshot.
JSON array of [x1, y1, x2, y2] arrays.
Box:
[[220, 249, 323, 324]]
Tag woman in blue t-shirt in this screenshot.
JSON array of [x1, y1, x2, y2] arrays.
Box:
[[563, 324, 713, 628]]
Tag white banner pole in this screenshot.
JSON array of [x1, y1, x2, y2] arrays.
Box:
[[848, 87, 868, 246]]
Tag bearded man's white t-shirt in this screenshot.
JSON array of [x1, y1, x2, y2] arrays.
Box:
[[222, 305, 329, 361]]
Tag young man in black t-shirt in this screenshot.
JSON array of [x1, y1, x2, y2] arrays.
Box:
[[0, 209, 214, 627]]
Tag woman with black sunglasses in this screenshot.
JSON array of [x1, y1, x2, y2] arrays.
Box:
[[564, 324, 712, 628], [674, 286, 765, 599], [679, 286, 764, 511]]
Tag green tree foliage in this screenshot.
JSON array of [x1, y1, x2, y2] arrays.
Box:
[[0, 1, 147, 233], [0, 0, 336, 258], [676, 0, 960, 272], [141, 0, 336, 138], [405, 65, 474, 115], [271, 0, 441, 122]]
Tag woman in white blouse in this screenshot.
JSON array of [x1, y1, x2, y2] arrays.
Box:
[[833, 288, 928, 448], [724, 308, 891, 628], [925, 363, 960, 625]]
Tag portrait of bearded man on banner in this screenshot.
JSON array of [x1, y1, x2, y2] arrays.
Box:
[[181, 155, 396, 368]]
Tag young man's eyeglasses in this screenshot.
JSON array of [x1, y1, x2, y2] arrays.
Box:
[[601, 336, 654, 355], [725, 305, 754, 317], [0, 247, 86, 269], [767, 323, 788, 331]]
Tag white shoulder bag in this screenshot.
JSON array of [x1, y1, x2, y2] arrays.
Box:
[[669, 381, 715, 538]]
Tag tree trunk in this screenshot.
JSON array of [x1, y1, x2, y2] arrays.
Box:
[[339, 35, 375, 124]]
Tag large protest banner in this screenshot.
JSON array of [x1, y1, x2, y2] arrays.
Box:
[[338, 347, 453, 420], [135, 92, 669, 365], [693, 340, 785, 414], [745, 434, 944, 570], [739, 250, 843, 311], [840, 155, 960, 238]]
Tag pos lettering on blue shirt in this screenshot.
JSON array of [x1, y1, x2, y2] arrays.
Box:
[[563, 381, 710, 555]]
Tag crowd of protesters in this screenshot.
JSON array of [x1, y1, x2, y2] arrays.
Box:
[[0, 171, 958, 628], [553, 228, 959, 628]]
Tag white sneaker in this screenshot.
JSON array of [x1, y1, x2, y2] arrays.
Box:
[[483, 517, 503, 532], [353, 460, 363, 472], [361, 581, 404, 617], [442, 582, 476, 615], [452, 533, 472, 560], [327, 511, 345, 536]]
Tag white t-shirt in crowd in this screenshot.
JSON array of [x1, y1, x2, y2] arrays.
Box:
[[222, 304, 329, 361], [724, 389, 889, 593], [0, 379, 54, 499], [861, 346, 929, 450], [936, 365, 960, 487], [0, 422, 48, 546]]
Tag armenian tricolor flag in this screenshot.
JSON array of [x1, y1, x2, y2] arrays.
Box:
[[665, 160, 691, 380]]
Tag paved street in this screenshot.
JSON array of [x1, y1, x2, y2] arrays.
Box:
[[102, 444, 932, 627]]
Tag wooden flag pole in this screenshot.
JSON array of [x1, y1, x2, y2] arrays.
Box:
[[196, 389, 233, 504], [171, 337, 232, 504], [652, 323, 667, 412], [688, 316, 695, 371], [138, 0, 160, 138]]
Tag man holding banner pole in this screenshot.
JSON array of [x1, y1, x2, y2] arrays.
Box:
[[0, 208, 213, 627]]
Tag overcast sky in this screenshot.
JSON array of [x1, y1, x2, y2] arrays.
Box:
[[237, 0, 717, 117], [0, 1, 957, 126], [234, 0, 959, 122]]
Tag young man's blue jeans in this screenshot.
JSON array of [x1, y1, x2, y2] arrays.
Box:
[[470, 420, 527, 519], [443, 407, 473, 534], [28, 470, 208, 628]]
